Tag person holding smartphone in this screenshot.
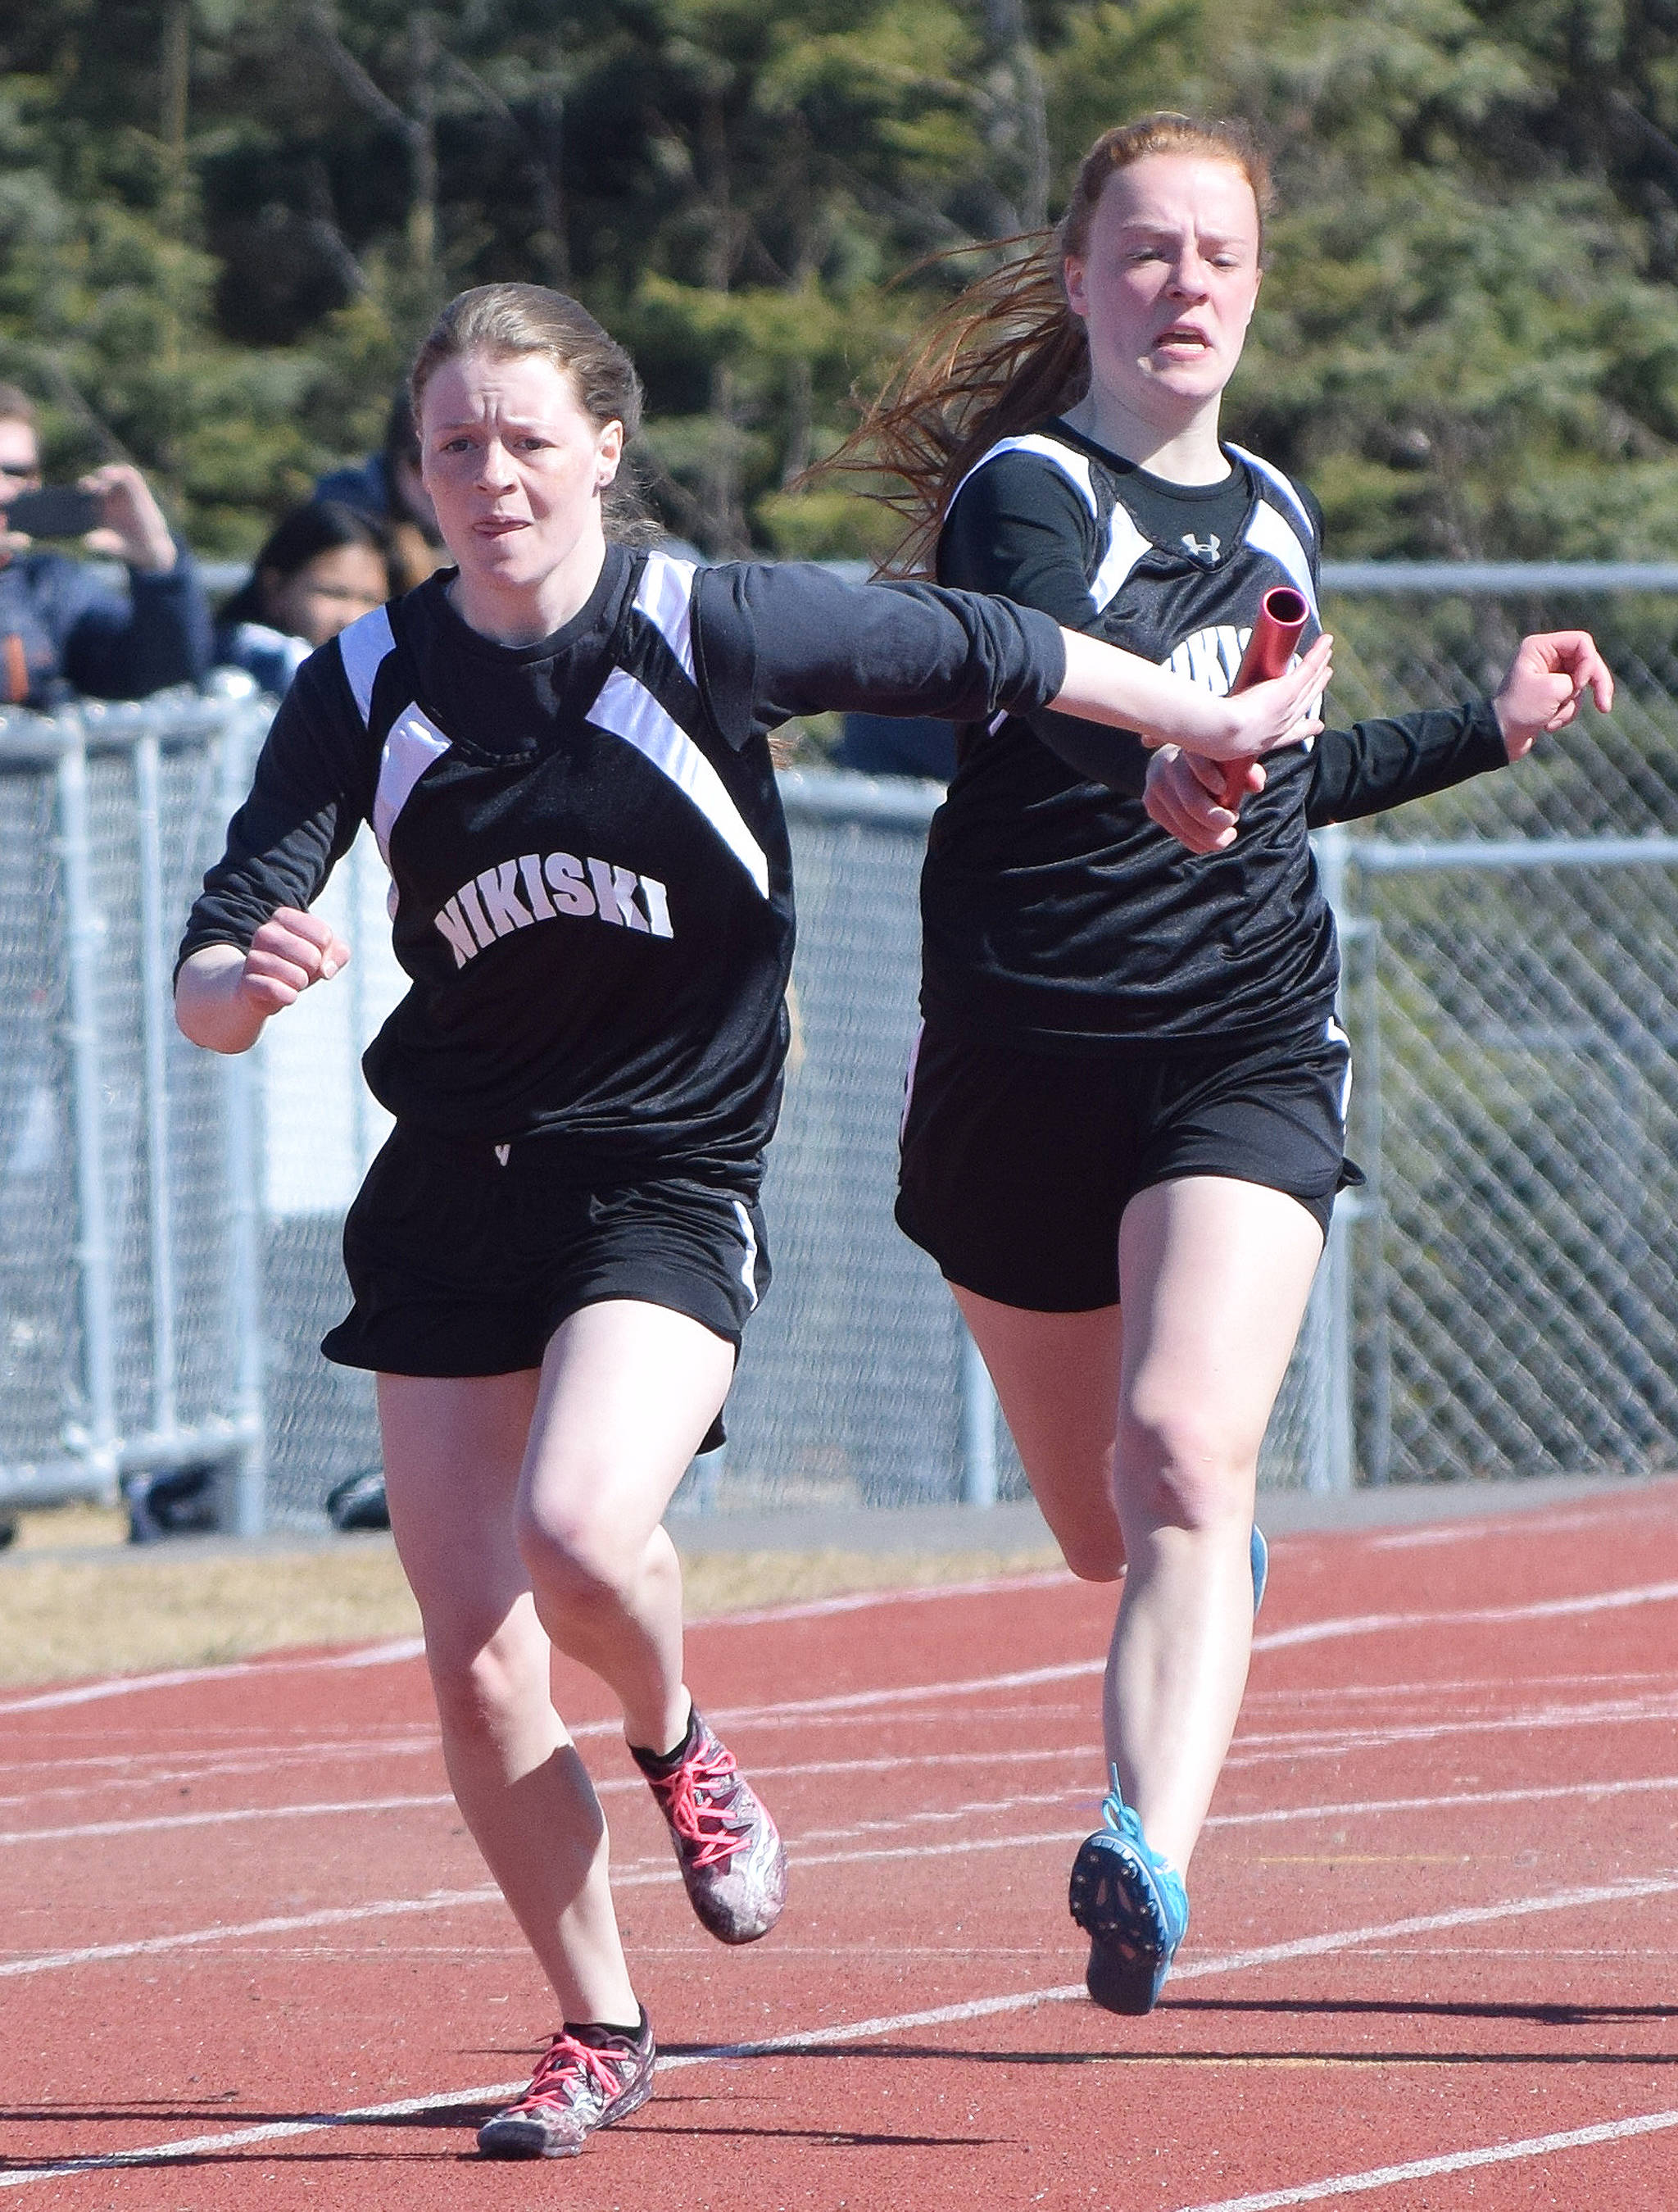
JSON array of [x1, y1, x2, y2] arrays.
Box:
[[0, 383, 210, 709]]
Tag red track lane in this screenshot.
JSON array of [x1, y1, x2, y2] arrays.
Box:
[[4, 1482, 1678, 2208]]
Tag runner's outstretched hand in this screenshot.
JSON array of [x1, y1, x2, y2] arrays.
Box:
[[1493, 633, 1613, 761]]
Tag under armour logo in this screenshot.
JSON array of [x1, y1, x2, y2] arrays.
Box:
[[1181, 532, 1221, 561]]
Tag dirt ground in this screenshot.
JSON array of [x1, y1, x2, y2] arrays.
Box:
[[0, 1505, 1060, 1688]]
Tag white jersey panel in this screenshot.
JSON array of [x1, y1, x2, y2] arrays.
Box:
[[373, 702, 453, 870], [1225, 444, 1317, 543], [587, 665, 771, 898], [1090, 504, 1154, 616], [634, 552, 699, 678], [946, 434, 1098, 520], [1243, 500, 1319, 620], [337, 605, 396, 725]]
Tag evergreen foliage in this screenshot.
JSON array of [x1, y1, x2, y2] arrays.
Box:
[[2, 1, 1675, 558]]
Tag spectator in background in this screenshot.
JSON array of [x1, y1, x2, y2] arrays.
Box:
[[315, 390, 447, 592], [0, 384, 211, 710], [214, 501, 395, 697]]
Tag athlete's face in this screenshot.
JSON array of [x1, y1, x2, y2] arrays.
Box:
[[1064, 155, 1263, 430], [420, 349, 623, 612]]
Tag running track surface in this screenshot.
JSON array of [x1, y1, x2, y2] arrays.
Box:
[[4, 1483, 1678, 2210]]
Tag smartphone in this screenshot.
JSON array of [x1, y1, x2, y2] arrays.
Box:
[[7, 487, 103, 539]]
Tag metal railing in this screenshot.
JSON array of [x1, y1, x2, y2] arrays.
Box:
[[0, 695, 269, 1525]]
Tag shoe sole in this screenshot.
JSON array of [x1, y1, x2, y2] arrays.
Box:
[[1068, 1830, 1180, 2016], [477, 2066, 655, 2159]]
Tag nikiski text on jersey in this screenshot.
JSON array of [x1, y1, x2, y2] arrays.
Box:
[[434, 849, 673, 968]]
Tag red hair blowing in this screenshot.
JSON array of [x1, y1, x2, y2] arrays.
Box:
[[820, 114, 1272, 575]]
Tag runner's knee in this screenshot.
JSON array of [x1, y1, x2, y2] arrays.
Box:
[[424, 1609, 549, 1741], [517, 1501, 642, 1618], [1118, 1396, 1256, 1530]]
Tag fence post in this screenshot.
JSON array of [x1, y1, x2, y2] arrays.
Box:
[[959, 1324, 998, 1506], [134, 733, 179, 1440], [218, 711, 267, 1535], [57, 727, 118, 1488], [1306, 823, 1356, 1494]]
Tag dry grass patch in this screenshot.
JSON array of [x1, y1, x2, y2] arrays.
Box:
[[0, 1531, 1063, 1691], [0, 1541, 421, 1688]]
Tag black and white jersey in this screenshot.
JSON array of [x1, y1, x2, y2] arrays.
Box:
[[179, 544, 1065, 1177], [928, 419, 1508, 1053]]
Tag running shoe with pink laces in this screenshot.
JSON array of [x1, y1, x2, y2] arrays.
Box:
[[477, 2010, 655, 2160], [633, 1705, 787, 1944]]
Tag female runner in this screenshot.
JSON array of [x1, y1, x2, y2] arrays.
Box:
[[174, 281, 1330, 2158], [835, 114, 1612, 2016]]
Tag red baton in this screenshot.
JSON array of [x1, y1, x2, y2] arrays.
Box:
[[1218, 586, 1311, 806]]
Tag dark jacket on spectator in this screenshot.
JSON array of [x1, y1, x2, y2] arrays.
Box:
[[0, 547, 211, 710]]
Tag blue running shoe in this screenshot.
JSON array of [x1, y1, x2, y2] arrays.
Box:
[[1068, 1772, 1190, 2015], [1250, 1524, 1268, 1616]]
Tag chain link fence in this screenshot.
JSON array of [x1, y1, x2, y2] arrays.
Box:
[[2, 576, 1674, 1532], [1326, 580, 1678, 1489], [0, 694, 265, 1528]]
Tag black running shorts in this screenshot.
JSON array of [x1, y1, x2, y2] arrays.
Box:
[[323, 1128, 770, 1447], [896, 1017, 1358, 1313]]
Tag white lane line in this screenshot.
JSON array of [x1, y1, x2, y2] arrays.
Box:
[[1255, 1578, 1678, 1653], [8, 1825, 1676, 1985], [1367, 1500, 1674, 1551], [0, 1747, 1095, 1846], [1209, 1773, 1678, 1829], [1242, 1669, 1678, 1710], [12, 1761, 1678, 1856], [0, 1639, 426, 1715], [6, 1874, 1677, 2187], [0, 1890, 500, 1979], [9, 1569, 1678, 1718], [0, 1983, 1088, 2188], [1236, 1691, 1678, 1743], [0, 2083, 533, 2187], [723, 1583, 1678, 1727], [714, 1568, 1073, 1627], [34, 1678, 1675, 1811], [1224, 1697, 1678, 1769], [1174, 2107, 1678, 2210], [1163, 1871, 1678, 1982], [0, 1573, 1076, 1718], [0, 1794, 457, 1847], [14, 1669, 1674, 1793], [721, 1660, 1101, 1724]]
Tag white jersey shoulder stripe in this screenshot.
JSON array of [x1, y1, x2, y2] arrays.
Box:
[[945, 433, 1097, 520], [1225, 443, 1317, 543], [336, 605, 396, 726], [1243, 500, 1319, 621], [633, 552, 698, 679], [945, 433, 1152, 621], [587, 666, 770, 899], [373, 702, 452, 870]]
